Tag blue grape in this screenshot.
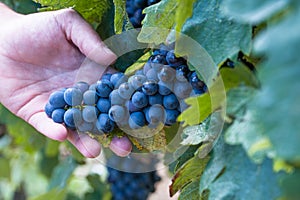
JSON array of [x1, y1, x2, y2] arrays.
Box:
[[128, 75, 147, 90], [193, 89, 205, 95], [110, 90, 126, 105], [45, 103, 56, 118], [135, 69, 144, 75], [149, 54, 167, 65], [82, 106, 99, 123], [146, 68, 159, 81], [189, 71, 205, 90], [142, 81, 158, 95], [96, 79, 114, 97], [96, 98, 111, 113], [126, 100, 142, 112], [129, 111, 146, 129], [96, 113, 115, 133], [165, 109, 180, 125], [158, 81, 173, 96], [131, 91, 148, 108], [145, 105, 165, 125], [118, 82, 135, 100], [51, 108, 66, 123], [173, 80, 193, 99], [163, 93, 179, 109], [49, 91, 66, 108], [134, 0, 147, 8], [101, 73, 112, 81], [64, 88, 83, 106], [148, 93, 163, 105], [64, 108, 82, 128], [176, 64, 190, 82], [108, 105, 127, 123], [158, 66, 175, 82], [143, 62, 152, 75], [110, 72, 128, 88], [83, 90, 98, 105], [74, 81, 89, 93], [166, 50, 185, 67], [77, 121, 94, 132], [89, 83, 97, 91]]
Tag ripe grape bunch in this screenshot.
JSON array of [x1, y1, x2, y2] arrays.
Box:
[[44, 44, 207, 151], [126, 0, 161, 28]]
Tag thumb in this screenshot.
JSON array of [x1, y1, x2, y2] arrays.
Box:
[[55, 8, 117, 66]]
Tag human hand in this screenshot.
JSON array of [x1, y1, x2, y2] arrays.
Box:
[[0, 4, 119, 158]]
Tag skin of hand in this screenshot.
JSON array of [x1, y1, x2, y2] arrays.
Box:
[[0, 3, 120, 158]]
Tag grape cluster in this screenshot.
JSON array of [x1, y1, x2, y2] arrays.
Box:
[[44, 44, 207, 140], [126, 0, 160, 28], [107, 156, 161, 200]]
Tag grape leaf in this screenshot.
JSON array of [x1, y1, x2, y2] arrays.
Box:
[[221, 0, 289, 24], [0, 0, 40, 14], [137, 0, 177, 44], [251, 8, 300, 163], [34, 0, 111, 26], [174, 0, 195, 36], [178, 63, 256, 127], [48, 156, 77, 190], [200, 136, 282, 200], [181, 111, 223, 146], [113, 0, 126, 34], [0, 158, 10, 178], [124, 51, 151, 76], [170, 155, 210, 196], [169, 144, 201, 173], [29, 188, 67, 200], [181, 0, 252, 65], [178, 178, 200, 200], [279, 168, 300, 200]]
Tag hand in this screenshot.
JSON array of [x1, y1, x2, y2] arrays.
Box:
[[0, 4, 118, 158]]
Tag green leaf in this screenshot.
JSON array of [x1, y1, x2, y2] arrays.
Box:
[[113, 0, 126, 34], [225, 109, 273, 163], [0, 158, 10, 178], [200, 136, 282, 199], [175, 0, 195, 35], [45, 139, 60, 157], [178, 61, 257, 127], [35, 0, 111, 26], [29, 188, 67, 200], [124, 51, 151, 76], [221, 0, 289, 24], [84, 174, 111, 200], [224, 86, 274, 163], [137, 0, 177, 44], [169, 144, 200, 173], [251, 8, 300, 163], [279, 168, 300, 200], [182, 0, 252, 64], [104, 29, 148, 72], [178, 178, 200, 200], [170, 155, 210, 197], [181, 111, 224, 146], [226, 86, 257, 117], [48, 156, 77, 190], [0, 0, 40, 14]]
